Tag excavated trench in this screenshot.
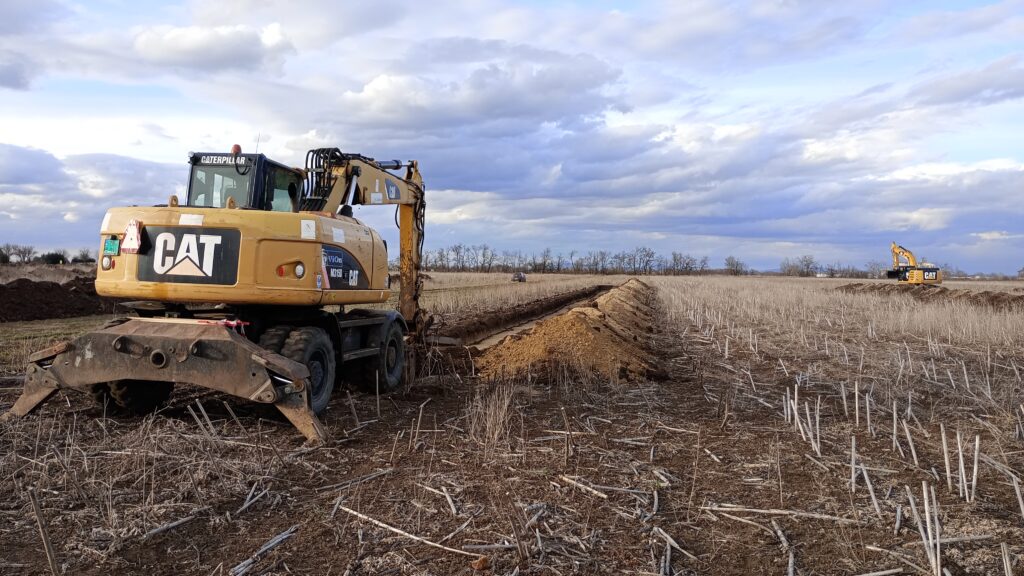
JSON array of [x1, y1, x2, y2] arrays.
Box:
[[431, 284, 613, 345]]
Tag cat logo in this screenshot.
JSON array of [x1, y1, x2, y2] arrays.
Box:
[[137, 226, 241, 285], [153, 233, 222, 277]]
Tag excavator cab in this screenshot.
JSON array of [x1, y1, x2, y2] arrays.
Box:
[[186, 151, 303, 212]]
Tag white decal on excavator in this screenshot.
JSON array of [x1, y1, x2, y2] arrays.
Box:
[[153, 232, 222, 277], [200, 155, 248, 165]]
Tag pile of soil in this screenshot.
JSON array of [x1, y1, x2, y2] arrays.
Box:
[[475, 279, 657, 381], [838, 282, 1024, 311], [0, 277, 119, 322]]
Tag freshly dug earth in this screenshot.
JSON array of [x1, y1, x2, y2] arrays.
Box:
[[838, 281, 1024, 310], [0, 277, 120, 322], [475, 278, 657, 381]]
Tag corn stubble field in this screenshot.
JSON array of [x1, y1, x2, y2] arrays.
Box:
[[1, 273, 1023, 575]]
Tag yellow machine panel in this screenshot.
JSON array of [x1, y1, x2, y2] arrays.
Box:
[[96, 207, 391, 306]]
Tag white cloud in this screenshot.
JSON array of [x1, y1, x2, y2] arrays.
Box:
[[133, 24, 293, 71], [0, 1, 1023, 272], [971, 230, 1023, 241], [879, 208, 954, 232]]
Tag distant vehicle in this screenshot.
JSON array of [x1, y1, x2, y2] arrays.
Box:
[[511, 272, 527, 282], [886, 241, 942, 285]]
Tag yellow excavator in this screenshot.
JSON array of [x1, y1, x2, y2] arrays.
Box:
[[3, 146, 426, 442], [886, 241, 942, 285]]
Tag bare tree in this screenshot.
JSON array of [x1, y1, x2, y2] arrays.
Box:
[[865, 260, 887, 279], [14, 245, 37, 263], [724, 255, 746, 275], [539, 248, 552, 273], [634, 246, 656, 275], [782, 255, 819, 276], [74, 247, 96, 263]]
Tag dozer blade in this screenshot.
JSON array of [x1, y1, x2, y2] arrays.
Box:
[[3, 318, 328, 443]]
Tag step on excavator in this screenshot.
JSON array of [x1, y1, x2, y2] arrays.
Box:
[[885, 241, 942, 285], [3, 146, 427, 443]]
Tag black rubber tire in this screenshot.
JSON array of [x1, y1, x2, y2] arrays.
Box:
[[258, 325, 293, 353], [92, 380, 174, 414], [353, 322, 406, 393], [90, 383, 113, 410], [280, 327, 336, 414]]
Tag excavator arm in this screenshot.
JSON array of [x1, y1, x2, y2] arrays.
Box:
[[302, 148, 428, 333], [891, 242, 918, 269]]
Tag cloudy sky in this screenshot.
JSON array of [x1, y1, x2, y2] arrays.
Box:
[[1, 0, 1022, 273]]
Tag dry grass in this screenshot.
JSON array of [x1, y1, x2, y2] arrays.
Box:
[[465, 379, 517, 458], [0, 315, 116, 375], [2, 274, 1021, 574], [649, 275, 1024, 574]]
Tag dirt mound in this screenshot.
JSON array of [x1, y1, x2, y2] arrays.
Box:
[[0, 277, 119, 322], [838, 282, 1024, 311], [475, 279, 657, 381]]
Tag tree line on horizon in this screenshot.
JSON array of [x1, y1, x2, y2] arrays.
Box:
[[413, 244, 1024, 280], [0, 244, 94, 265], [2, 242, 1021, 279]]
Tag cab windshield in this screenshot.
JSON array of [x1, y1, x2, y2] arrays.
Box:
[[188, 166, 253, 208]]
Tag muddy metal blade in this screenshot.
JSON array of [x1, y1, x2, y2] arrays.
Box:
[[3, 318, 328, 443]]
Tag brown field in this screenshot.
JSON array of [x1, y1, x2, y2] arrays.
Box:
[[1, 274, 1022, 575]]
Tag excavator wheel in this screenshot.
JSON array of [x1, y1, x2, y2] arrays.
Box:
[[352, 322, 405, 394], [258, 325, 294, 353], [92, 380, 174, 414], [280, 327, 335, 414]]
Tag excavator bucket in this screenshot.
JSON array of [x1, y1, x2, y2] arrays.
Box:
[[2, 318, 328, 443]]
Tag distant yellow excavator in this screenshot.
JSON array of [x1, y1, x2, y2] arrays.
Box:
[[886, 242, 942, 285]]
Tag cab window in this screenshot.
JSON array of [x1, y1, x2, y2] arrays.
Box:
[[265, 166, 303, 212], [188, 166, 252, 208]]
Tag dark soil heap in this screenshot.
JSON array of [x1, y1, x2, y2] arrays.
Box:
[[838, 282, 1024, 311], [0, 277, 119, 322], [476, 278, 657, 381]]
